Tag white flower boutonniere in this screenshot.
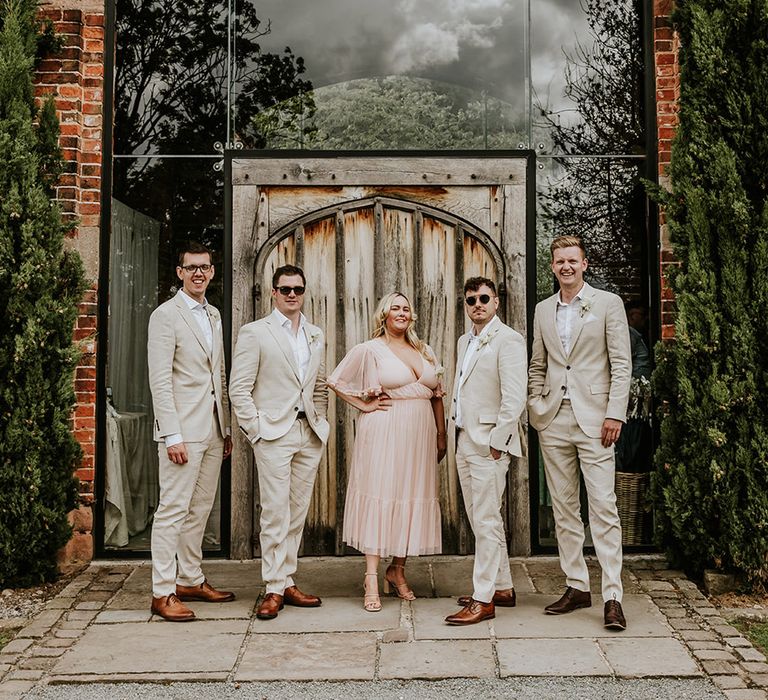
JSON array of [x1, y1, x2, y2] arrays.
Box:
[[308, 330, 322, 349], [477, 326, 500, 350], [435, 365, 445, 379], [579, 297, 594, 318]]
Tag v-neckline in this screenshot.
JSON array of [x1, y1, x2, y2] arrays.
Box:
[[380, 339, 424, 383]]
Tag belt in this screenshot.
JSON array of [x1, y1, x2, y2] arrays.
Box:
[[296, 411, 307, 420]]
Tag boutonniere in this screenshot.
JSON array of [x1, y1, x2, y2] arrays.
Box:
[[435, 365, 445, 379], [579, 297, 594, 318], [308, 330, 322, 348], [477, 326, 500, 349]]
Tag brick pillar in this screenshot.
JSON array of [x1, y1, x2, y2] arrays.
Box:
[[653, 0, 680, 340], [36, 1, 106, 569]]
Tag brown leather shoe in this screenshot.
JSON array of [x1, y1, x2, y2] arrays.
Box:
[[283, 585, 322, 607], [604, 599, 627, 630], [176, 579, 235, 603], [445, 599, 495, 625], [150, 593, 196, 622], [457, 589, 516, 608], [544, 587, 592, 614], [256, 592, 284, 620]]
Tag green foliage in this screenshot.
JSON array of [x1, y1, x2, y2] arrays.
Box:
[[0, 0, 86, 586], [651, 0, 768, 589]]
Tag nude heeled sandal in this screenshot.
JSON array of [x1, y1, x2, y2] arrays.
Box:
[[363, 573, 382, 612], [383, 564, 416, 601]]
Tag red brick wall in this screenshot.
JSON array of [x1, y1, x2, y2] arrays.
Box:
[[35, 3, 105, 567], [653, 0, 680, 340]]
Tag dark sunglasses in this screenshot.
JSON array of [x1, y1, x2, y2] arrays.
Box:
[[275, 285, 305, 296], [465, 294, 492, 306]]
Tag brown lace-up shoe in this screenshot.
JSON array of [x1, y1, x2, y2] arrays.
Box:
[[150, 593, 196, 622], [457, 589, 516, 608], [283, 585, 322, 607], [176, 579, 235, 603], [604, 599, 627, 630], [544, 587, 592, 615], [444, 599, 495, 625], [256, 593, 284, 620]]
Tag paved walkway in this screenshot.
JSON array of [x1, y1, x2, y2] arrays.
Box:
[[0, 556, 766, 699]]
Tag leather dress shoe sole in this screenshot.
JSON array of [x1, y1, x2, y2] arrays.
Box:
[[545, 599, 592, 615], [604, 618, 627, 631]]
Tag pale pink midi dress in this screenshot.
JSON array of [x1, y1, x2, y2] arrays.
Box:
[[328, 338, 443, 556]]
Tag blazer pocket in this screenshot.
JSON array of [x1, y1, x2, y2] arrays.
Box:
[[590, 383, 610, 395], [479, 414, 497, 424]]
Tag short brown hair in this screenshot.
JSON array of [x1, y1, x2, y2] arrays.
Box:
[[464, 276, 497, 295], [272, 264, 306, 288], [177, 242, 212, 267], [550, 235, 586, 259]]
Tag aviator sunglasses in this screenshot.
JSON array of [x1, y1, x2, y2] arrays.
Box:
[[465, 293, 492, 306], [275, 285, 306, 296]]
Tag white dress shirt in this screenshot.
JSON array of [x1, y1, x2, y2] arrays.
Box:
[[555, 282, 586, 399], [455, 315, 499, 429], [271, 307, 310, 413], [165, 290, 225, 447]]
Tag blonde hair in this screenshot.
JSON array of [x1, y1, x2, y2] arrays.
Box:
[[371, 292, 430, 359], [550, 235, 587, 259]]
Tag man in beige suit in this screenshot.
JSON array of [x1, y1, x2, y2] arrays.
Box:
[[445, 277, 527, 626], [229, 264, 329, 621], [147, 242, 234, 622], [528, 235, 631, 630]]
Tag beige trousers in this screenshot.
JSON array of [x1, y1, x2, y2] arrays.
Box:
[[456, 431, 514, 604], [539, 401, 623, 602], [253, 419, 324, 595], [151, 417, 223, 597]]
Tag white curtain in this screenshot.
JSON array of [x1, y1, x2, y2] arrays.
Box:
[[105, 199, 161, 547]]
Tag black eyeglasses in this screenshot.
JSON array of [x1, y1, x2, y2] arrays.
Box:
[[275, 285, 306, 296], [180, 264, 212, 273], [465, 294, 492, 306]]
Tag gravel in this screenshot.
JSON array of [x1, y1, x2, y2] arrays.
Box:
[[26, 678, 726, 700]]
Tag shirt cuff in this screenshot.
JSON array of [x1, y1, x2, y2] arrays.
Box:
[[225, 428, 231, 437], [164, 433, 183, 448]]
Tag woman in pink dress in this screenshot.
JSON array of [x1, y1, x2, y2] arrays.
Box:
[[328, 292, 446, 611]]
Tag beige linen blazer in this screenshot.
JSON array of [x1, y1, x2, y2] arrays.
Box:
[[147, 293, 230, 443], [450, 319, 528, 457], [527, 283, 631, 439], [228, 316, 330, 444]]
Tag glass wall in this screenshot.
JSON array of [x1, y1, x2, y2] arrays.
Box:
[[106, 0, 653, 551]]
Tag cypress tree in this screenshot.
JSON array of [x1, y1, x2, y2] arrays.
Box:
[[0, 0, 86, 586], [652, 0, 768, 588]]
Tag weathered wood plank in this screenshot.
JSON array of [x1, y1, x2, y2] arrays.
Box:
[[233, 157, 527, 187]]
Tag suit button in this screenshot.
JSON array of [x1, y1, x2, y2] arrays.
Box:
[[566, 365, 571, 370], [210, 390, 215, 395], [294, 407, 298, 411], [561, 386, 566, 391]]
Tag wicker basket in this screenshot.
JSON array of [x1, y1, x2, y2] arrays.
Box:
[[615, 471, 649, 545]]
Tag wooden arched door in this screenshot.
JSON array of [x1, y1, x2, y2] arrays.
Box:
[[230, 154, 530, 557]]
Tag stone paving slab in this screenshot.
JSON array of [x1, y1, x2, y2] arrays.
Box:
[[51, 620, 248, 676], [247, 596, 401, 633], [497, 638, 612, 676], [412, 599, 492, 640], [379, 639, 496, 679], [599, 637, 703, 677], [492, 594, 669, 638], [525, 559, 643, 595], [236, 632, 377, 681]]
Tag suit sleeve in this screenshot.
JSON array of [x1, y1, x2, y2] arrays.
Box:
[[527, 305, 547, 402], [605, 294, 632, 422], [489, 331, 528, 453], [228, 324, 261, 442], [147, 306, 181, 438], [313, 332, 329, 419]]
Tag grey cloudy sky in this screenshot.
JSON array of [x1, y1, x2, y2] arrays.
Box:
[[247, 0, 591, 110]]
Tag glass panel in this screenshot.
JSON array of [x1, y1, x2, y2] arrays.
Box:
[[235, 0, 528, 150], [114, 1, 228, 155], [536, 155, 653, 547], [105, 158, 225, 551], [531, 0, 646, 156]]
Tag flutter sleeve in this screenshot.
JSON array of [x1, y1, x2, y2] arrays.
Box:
[[425, 344, 446, 399], [327, 342, 382, 398]]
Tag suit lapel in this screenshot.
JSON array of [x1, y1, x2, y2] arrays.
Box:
[[175, 295, 212, 363], [303, 325, 322, 385], [207, 307, 222, 366], [453, 335, 469, 396], [266, 318, 301, 382], [566, 285, 594, 357]]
